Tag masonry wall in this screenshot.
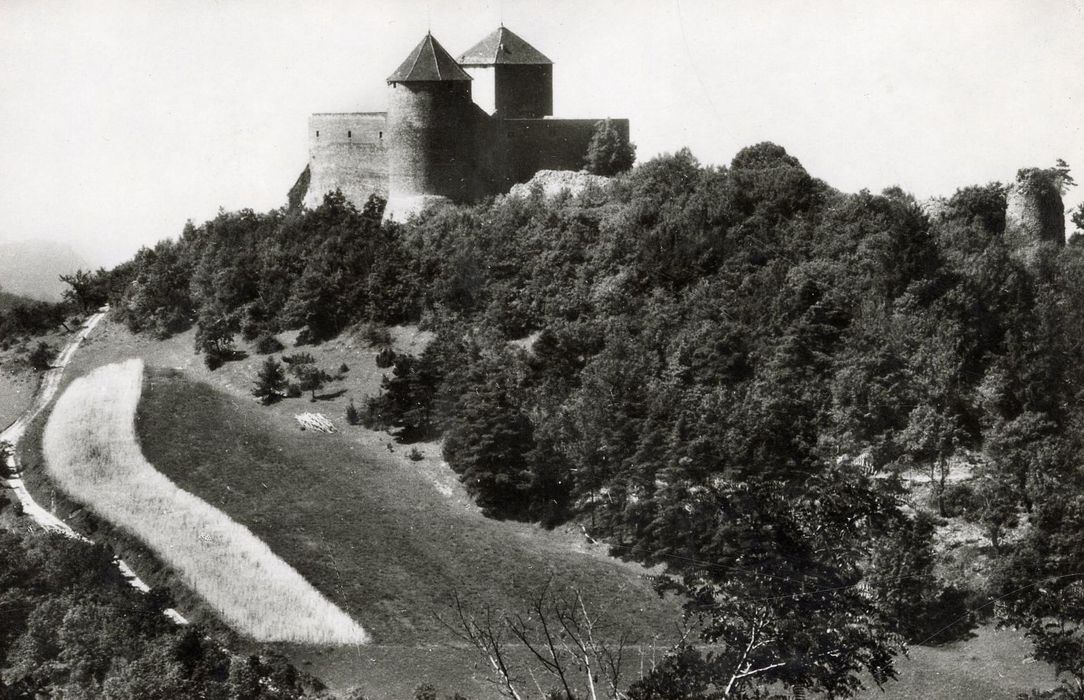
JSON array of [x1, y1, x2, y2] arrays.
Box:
[[386, 81, 478, 203], [499, 118, 626, 185], [305, 113, 388, 209], [494, 64, 553, 118]]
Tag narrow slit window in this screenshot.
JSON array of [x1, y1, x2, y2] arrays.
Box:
[[379, 131, 383, 139], [316, 130, 320, 137], [347, 130, 352, 138]]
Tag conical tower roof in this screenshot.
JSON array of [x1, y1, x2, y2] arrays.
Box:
[[387, 33, 472, 83], [457, 26, 552, 66]]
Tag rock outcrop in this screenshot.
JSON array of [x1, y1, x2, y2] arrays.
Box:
[[506, 169, 611, 201]]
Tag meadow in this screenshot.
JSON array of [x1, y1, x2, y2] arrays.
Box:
[[41, 358, 369, 645]]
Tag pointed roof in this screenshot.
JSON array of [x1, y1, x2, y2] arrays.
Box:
[[387, 33, 472, 83], [457, 26, 552, 66]]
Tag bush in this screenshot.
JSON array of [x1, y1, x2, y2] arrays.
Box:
[[375, 347, 396, 368], [407, 447, 424, 462], [204, 348, 226, 371], [286, 383, 302, 399], [584, 118, 636, 176], [360, 322, 392, 348], [414, 684, 438, 700], [345, 400, 360, 426], [339, 362, 350, 374], [255, 333, 285, 355], [27, 341, 57, 371], [941, 482, 976, 518]]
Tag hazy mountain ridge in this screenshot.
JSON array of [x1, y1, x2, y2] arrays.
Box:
[[0, 240, 89, 302]]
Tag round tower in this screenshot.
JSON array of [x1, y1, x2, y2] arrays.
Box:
[[385, 33, 475, 217]]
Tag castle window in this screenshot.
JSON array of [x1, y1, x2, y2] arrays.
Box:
[[316, 130, 320, 137], [347, 130, 352, 138], [379, 131, 383, 139]]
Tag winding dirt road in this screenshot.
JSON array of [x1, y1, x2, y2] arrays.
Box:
[[0, 310, 188, 625]]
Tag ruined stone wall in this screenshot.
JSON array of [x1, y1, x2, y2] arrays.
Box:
[[499, 118, 626, 185], [1005, 168, 1065, 261], [305, 113, 388, 209]]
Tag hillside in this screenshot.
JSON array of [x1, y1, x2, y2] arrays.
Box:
[[0, 239, 89, 301], [5, 143, 1084, 698]]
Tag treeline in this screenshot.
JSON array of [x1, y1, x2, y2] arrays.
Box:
[[0, 498, 320, 698], [88, 144, 1084, 696]]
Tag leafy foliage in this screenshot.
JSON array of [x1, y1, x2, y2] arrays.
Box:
[[584, 118, 636, 176]]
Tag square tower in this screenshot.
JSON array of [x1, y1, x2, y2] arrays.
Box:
[[457, 26, 553, 119]]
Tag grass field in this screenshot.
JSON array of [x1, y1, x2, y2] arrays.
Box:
[[41, 358, 368, 644], [16, 317, 1057, 698]]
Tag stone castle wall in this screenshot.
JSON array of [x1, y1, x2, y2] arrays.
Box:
[[494, 64, 553, 118], [304, 113, 388, 208], [500, 118, 627, 184], [386, 81, 478, 203]]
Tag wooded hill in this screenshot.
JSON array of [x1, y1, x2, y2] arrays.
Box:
[[60, 143, 1084, 698]]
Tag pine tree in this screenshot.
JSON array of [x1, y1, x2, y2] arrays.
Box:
[[252, 357, 286, 404], [345, 399, 360, 425]]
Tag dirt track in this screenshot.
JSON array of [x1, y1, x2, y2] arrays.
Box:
[[0, 310, 188, 625]]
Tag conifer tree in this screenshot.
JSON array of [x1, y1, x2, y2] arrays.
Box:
[[252, 356, 286, 404]]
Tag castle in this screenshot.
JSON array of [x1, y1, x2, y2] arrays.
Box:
[[300, 26, 629, 217]]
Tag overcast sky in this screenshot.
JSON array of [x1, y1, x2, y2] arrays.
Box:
[[1, 0, 1082, 267]]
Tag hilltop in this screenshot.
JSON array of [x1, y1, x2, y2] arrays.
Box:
[[5, 142, 1084, 698]]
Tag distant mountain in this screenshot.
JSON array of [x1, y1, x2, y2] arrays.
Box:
[[0, 240, 90, 302]]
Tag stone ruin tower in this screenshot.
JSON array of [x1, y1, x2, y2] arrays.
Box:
[[1005, 168, 1065, 262]]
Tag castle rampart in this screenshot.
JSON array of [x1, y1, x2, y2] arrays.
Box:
[[305, 113, 388, 208], [301, 26, 629, 216]]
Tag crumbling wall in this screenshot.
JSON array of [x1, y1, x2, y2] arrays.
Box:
[[1005, 168, 1065, 254]]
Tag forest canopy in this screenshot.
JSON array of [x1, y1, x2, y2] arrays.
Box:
[[62, 143, 1084, 697]]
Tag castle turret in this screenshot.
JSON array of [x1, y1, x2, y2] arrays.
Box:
[[385, 33, 475, 216], [458, 26, 553, 118]]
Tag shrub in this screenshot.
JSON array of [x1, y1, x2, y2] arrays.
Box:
[[339, 362, 350, 374], [282, 352, 316, 366], [255, 333, 285, 355], [407, 447, 424, 462], [345, 400, 360, 426], [375, 347, 396, 368], [204, 349, 226, 371], [360, 322, 392, 348], [286, 383, 302, 399], [27, 341, 57, 371], [414, 684, 438, 700]]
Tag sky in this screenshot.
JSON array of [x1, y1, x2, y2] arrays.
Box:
[[1, 0, 1082, 268]]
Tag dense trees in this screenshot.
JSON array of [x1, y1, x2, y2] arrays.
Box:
[[0, 503, 318, 698], [584, 119, 636, 176], [82, 144, 1084, 696]]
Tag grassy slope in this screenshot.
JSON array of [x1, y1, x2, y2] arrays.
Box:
[[42, 359, 367, 644], [136, 365, 677, 620], [10, 316, 1059, 698]]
